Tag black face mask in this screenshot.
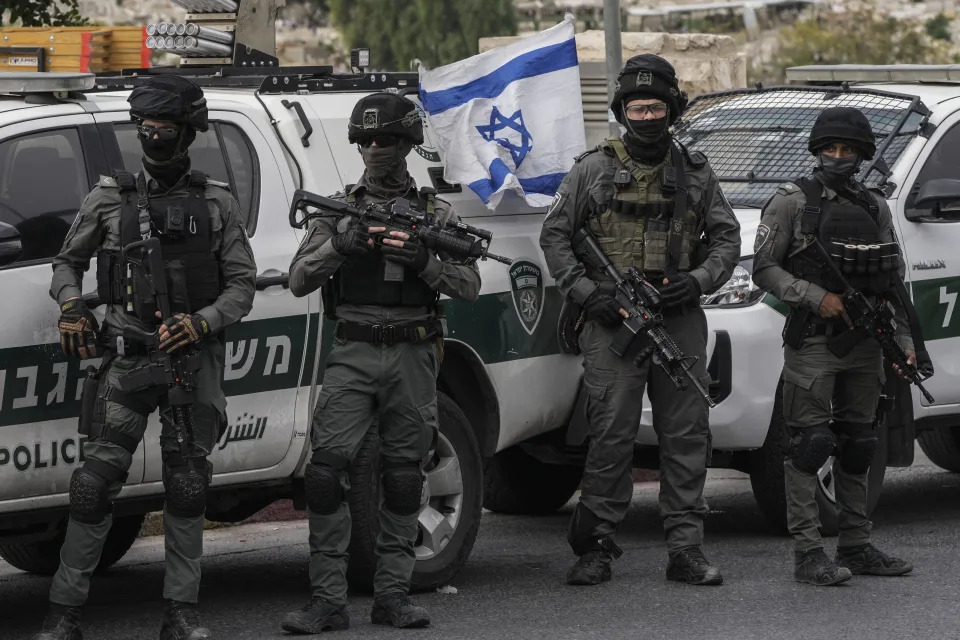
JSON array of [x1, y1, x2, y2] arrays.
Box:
[[623, 117, 671, 164], [817, 153, 861, 190], [360, 140, 414, 197], [140, 125, 194, 189]]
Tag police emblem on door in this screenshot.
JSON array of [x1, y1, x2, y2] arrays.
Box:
[[510, 260, 544, 336]]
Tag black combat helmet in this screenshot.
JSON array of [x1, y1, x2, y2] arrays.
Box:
[[610, 54, 689, 125], [127, 75, 209, 132], [347, 92, 424, 145], [808, 107, 876, 160]]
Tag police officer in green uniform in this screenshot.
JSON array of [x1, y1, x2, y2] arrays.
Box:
[[281, 92, 480, 633], [36, 75, 256, 640], [752, 107, 914, 586], [540, 55, 741, 587]]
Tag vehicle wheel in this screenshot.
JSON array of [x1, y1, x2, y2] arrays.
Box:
[[346, 392, 482, 592], [0, 513, 145, 576], [483, 445, 582, 515], [917, 427, 960, 473], [749, 378, 886, 536]]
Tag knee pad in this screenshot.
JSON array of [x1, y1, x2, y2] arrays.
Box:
[[69, 467, 112, 524], [789, 424, 836, 475], [163, 458, 211, 519], [305, 451, 349, 515], [381, 461, 423, 516], [835, 422, 878, 475]]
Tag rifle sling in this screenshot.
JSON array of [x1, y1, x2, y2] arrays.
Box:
[[892, 276, 933, 372], [666, 144, 687, 278]]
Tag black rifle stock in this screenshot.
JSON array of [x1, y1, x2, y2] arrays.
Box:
[[117, 237, 202, 457], [288, 189, 512, 265], [572, 228, 715, 408], [799, 238, 935, 404]]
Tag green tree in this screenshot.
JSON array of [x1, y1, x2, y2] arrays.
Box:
[[753, 2, 953, 84], [925, 12, 953, 43], [2, 0, 88, 27], [329, 0, 517, 71]]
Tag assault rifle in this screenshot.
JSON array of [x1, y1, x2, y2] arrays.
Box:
[[572, 228, 715, 408], [113, 237, 203, 458], [288, 189, 512, 265], [795, 237, 935, 404]]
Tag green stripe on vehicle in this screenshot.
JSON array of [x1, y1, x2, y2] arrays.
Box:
[[0, 283, 567, 427], [911, 276, 960, 341]]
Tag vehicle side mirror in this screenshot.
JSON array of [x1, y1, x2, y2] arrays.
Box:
[[0, 221, 22, 267], [910, 178, 960, 221]]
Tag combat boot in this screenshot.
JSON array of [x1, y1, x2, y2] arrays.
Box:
[[370, 594, 430, 629], [836, 543, 913, 576], [159, 600, 211, 640], [794, 548, 852, 586], [281, 598, 349, 634], [33, 603, 82, 640], [566, 550, 614, 585], [666, 546, 724, 586]]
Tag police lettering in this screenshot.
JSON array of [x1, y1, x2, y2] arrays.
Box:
[[0, 438, 86, 472]]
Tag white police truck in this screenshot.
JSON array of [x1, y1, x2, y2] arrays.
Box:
[[2, 62, 960, 591]]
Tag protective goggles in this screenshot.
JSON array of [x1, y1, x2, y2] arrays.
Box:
[[136, 123, 182, 141], [357, 135, 400, 148]]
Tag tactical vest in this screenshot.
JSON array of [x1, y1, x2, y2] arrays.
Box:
[[584, 137, 704, 282], [96, 171, 222, 321], [788, 177, 899, 296], [326, 186, 439, 312]]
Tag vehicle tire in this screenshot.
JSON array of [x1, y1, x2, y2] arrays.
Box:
[[483, 446, 583, 515], [346, 392, 483, 592], [0, 513, 145, 576], [749, 378, 886, 536], [917, 427, 960, 473]]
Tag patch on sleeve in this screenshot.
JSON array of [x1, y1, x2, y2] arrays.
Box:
[[546, 191, 567, 218], [776, 183, 799, 196], [98, 175, 117, 188], [754, 223, 772, 253]]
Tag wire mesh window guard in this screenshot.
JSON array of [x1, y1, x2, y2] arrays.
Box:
[[673, 87, 928, 208]]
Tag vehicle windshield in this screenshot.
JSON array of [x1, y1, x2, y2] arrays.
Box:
[[673, 88, 926, 208]]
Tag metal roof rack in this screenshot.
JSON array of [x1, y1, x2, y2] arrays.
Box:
[[89, 66, 421, 95], [92, 64, 334, 89], [787, 65, 960, 84], [258, 71, 420, 95]]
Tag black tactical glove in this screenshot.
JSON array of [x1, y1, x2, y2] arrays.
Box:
[[658, 273, 702, 308], [332, 225, 372, 256], [381, 237, 430, 272], [583, 289, 624, 328], [58, 298, 101, 359], [159, 313, 210, 354]]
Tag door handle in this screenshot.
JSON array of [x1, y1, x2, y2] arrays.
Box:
[[256, 272, 290, 291]]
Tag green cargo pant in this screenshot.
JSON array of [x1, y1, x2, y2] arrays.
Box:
[[49, 344, 224, 607], [307, 336, 438, 605], [782, 336, 882, 553], [575, 306, 712, 552]]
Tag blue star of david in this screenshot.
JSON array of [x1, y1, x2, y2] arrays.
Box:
[[476, 107, 533, 167]]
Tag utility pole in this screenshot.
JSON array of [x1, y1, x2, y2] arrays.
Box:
[[604, 0, 623, 136]]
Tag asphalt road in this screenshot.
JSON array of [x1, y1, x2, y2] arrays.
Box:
[[4, 456, 960, 640]]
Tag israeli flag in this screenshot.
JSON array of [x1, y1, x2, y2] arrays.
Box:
[[419, 15, 585, 209]]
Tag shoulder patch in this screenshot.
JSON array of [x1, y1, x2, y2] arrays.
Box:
[[754, 223, 772, 253], [98, 175, 118, 188], [575, 146, 601, 162], [685, 148, 707, 169], [776, 183, 800, 196]]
